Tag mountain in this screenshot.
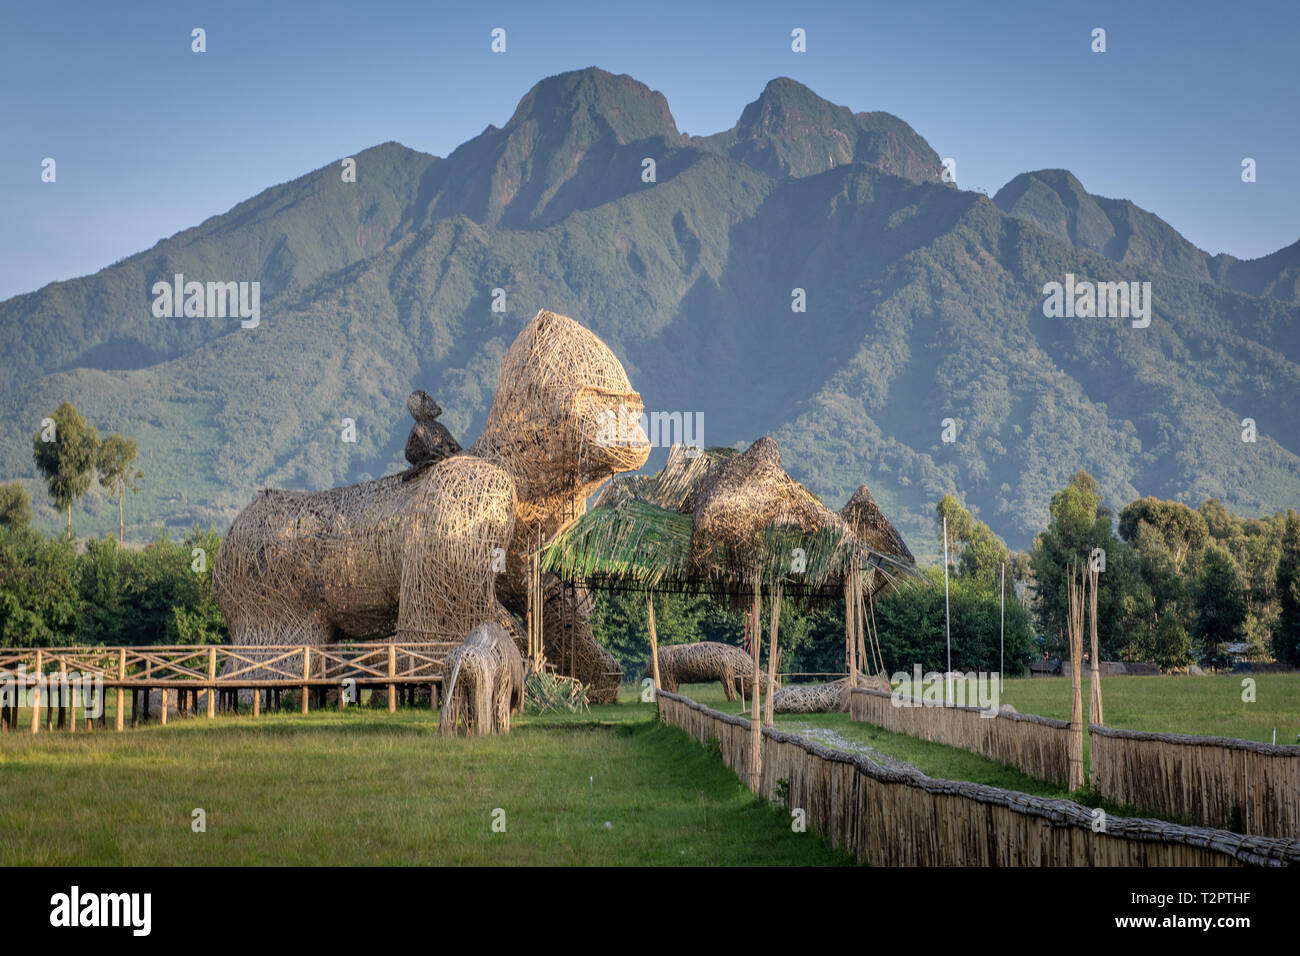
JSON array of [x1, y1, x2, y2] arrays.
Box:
[[2, 67, 1298, 558], [695, 77, 943, 183]]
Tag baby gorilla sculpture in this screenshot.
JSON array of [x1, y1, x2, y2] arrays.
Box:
[[213, 310, 650, 701]]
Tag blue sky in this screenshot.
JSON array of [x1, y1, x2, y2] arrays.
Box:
[[2, 0, 1297, 301]]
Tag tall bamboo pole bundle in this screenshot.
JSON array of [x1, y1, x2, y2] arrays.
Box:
[[748, 581, 762, 791], [1088, 562, 1103, 726], [868, 590, 884, 676], [765, 585, 782, 727], [646, 590, 661, 690], [845, 575, 858, 685], [1067, 564, 1085, 791]]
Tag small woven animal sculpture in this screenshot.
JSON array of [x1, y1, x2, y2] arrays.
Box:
[[772, 673, 891, 714], [438, 622, 525, 736], [646, 642, 765, 701]]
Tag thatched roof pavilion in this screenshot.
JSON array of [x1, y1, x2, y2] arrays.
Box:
[[544, 435, 916, 789], [542, 438, 916, 606]]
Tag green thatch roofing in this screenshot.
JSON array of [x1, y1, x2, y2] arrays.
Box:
[[543, 440, 916, 605]]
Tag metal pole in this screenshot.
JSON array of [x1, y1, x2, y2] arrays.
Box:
[[943, 514, 951, 704], [1000, 562, 1005, 694]]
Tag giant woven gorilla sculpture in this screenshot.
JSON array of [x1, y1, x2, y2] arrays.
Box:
[[213, 310, 649, 702]]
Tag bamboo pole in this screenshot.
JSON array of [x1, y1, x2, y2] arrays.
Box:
[[301, 648, 310, 714], [646, 591, 661, 690], [115, 648, 125, 732], [868, 590, 884, 676], [1067, 565, 1085, 791], [388, 644, 397, 712], [765, 586, 782, 727], [30, 649, 41, 734], [844, 578, 856, 685], [748, 581, 763, 791], [207, 647, 216, 718], [1088, 563, 1103, 726]]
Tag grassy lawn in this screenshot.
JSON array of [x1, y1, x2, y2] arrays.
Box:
[[997, 674, 1300, 745], [0, 688, 852, 866]]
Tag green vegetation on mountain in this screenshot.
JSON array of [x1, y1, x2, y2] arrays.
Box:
[[1, 67, 1297, 559]]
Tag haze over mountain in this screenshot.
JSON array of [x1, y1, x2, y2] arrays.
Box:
[[3, 67, 1298, 557]]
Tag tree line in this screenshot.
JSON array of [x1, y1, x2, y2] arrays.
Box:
[[1, 403, 1297, 672]]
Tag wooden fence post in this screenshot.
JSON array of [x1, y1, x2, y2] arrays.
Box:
[[115, 648, 125, 732], [30, 649, 42, 735], [207, 647, 216, 718], [388, 645, 396, 713], [301, 647, 310, 714]]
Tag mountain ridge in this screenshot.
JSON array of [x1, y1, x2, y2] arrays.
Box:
[[3, 67, 1298, 558]]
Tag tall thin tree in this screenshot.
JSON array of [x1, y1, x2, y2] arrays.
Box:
[[31, 402, 99, 539], [97, 433, 143, 545]]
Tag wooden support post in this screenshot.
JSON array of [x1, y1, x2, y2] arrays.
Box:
[[646, 591, 661, 693], [1088, 563, 1103, 726], [253, 684, 261, 717], [387, 645, 397, 713], [748, 582, 762, 792], [301, 648, 310, 714], [160, 687, 167, 725], [430, 682, 439, 712], [116, 648, 125, 732], [68, 671, 76, 733], [765, 586, 782, 727], [1067, 566, 1085, 792], [207, 647, 216, 718], [30, 649, 41, 735]]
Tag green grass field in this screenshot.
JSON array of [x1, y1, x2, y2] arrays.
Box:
[[3, 674, 1296, 864], [997, 674, 1300, 745], [0, 688, 851, 866]]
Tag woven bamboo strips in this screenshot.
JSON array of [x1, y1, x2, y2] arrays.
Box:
[[658, 688, 1300, 867], [643, 641, 764, 700], [850, 687, 1072, 787], [1067, 566, 1085, 791]]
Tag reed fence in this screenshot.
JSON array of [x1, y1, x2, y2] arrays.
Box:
[[848, 687, 1072, 788], [657, 689, 1300, 867], [1090, 724, 1300, 839]]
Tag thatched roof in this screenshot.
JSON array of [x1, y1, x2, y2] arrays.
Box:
[[543, 438, 915, 606]]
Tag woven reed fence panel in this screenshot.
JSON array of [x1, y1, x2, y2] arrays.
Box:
[[1091, 725, 1300, 839], [657, 689, 1300, 867], [849, 688, 1071, 788]]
